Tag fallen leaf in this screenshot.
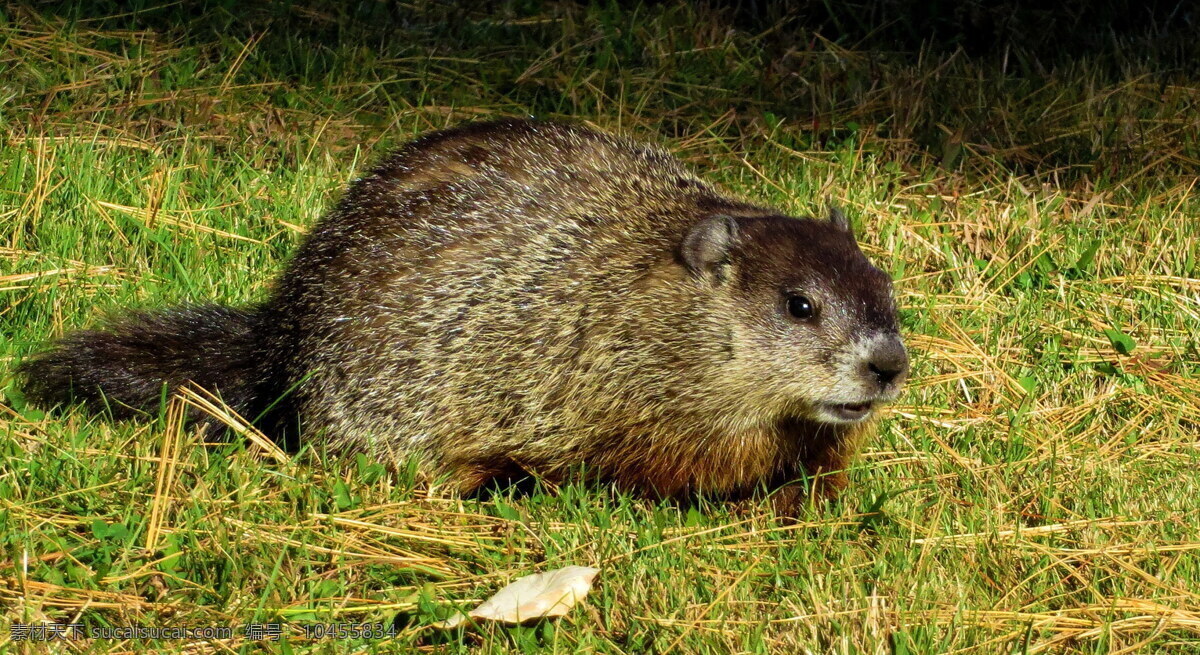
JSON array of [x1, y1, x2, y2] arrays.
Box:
[[434, 565, 600, 629]]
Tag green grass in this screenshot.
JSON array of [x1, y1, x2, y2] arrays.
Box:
[[2, 2, 1199, 653]]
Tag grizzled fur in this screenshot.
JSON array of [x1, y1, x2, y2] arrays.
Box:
[[18, 119, 907, 514]]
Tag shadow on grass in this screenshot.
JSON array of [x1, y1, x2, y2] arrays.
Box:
[[9, 0, 1199, 189]]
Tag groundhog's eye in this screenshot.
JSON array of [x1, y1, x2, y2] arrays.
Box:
[[786, 295, 816, 320]]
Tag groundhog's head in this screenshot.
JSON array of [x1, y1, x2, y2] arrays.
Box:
[[681, 208, 908, 425]]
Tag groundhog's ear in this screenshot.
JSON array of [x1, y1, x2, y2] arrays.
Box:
[[827, 206, 854, 237], [681, 214, 738, 280]]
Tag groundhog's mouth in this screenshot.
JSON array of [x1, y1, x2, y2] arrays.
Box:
[[820, 401, 874, 422]]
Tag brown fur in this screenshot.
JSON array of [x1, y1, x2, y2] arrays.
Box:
[[18, 119, 908, 515]]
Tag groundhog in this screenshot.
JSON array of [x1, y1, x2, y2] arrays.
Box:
[[17, 119, 908, 515]]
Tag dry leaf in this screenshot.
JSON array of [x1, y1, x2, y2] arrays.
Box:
[[434, 565, 600, 629]]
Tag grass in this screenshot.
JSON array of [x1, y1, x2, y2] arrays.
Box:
[[1, 1, 1199, 652]]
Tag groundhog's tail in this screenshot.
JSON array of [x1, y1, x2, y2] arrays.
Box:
[[16, 305, 269, 423]]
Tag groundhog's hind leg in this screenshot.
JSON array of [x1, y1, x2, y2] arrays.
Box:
[[448, 457, 534, 498]]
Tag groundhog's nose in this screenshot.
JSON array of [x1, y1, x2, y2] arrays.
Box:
[[866, 336, 909, 388]]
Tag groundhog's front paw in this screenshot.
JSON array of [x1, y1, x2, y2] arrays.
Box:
[[767, 471, 848, 518], [767, 484, 806, 519], [812, 470, 849, 501]]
